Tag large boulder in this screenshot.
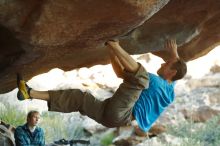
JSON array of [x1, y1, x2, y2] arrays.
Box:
[[181, 106, 220, 123], [0, 121, 15, 146], [0, 0, 220, 93]]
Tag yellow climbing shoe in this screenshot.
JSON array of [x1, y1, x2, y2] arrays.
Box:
[[17, 73, 32, 100]]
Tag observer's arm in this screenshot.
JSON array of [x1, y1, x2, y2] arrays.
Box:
[[40, 129, 45, 146], [14, 128, 28, 146]]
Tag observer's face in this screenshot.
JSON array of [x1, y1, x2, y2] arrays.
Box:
[[28, 113, 40, 127]]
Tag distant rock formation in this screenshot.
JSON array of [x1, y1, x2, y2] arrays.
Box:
[[0, 120, 15, 146], [0, 0, 220, 93]]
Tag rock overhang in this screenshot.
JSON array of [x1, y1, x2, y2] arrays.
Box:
[[0, 0, 220, 93]]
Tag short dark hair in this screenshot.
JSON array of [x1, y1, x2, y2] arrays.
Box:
[[27, 110, 39, 119], [171, 58, 187, 81]]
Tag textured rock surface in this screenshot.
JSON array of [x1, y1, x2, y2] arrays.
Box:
[[0, 0, 168, 93], [181, 106, 220, 123], [0, 0, 220, 93], [121, 0, 220, 61], [0, 121, 15, 146]]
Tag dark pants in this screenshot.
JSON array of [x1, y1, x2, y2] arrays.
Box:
[[48, 64, 149, 127]]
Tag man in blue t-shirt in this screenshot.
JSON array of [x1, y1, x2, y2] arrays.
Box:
[[16, 39, 187, 136]]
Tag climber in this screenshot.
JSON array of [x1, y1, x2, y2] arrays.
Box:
[[16, 39, 187, 136]]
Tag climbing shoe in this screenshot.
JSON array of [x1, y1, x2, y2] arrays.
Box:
[[17, 73, 32, 100]]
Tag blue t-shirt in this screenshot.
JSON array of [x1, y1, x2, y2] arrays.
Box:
[[132, 73, 175, 132]]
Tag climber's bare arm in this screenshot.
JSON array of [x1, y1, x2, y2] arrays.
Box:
[[108, 48, 124, 78], [131, 119, 148, 137], [106, 40, 139, 73], [152, 39, 179, 62], [165, 39, 179, 60], [134, 125, 148, 137]]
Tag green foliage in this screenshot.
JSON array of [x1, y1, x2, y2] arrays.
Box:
[[69, 125, 85, 139], [0, 102, 26, 126], [5, 101, 220, 146], [195, 115, 220, 146], [100, 131, 115, 146], [39, 112, 85, 143], [0, 103, 85, 144], [167, 115, 220, 146], [40, 112, 68, 143]]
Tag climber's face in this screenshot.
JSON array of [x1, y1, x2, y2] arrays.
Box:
[[157, 59, 177, 80]]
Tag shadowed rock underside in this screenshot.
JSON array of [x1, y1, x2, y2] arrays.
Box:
[[0, 0, 220, 93]]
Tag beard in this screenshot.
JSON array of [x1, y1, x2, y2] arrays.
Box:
[[157, 68, 165, 79], [157, 68, 162, 76]]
